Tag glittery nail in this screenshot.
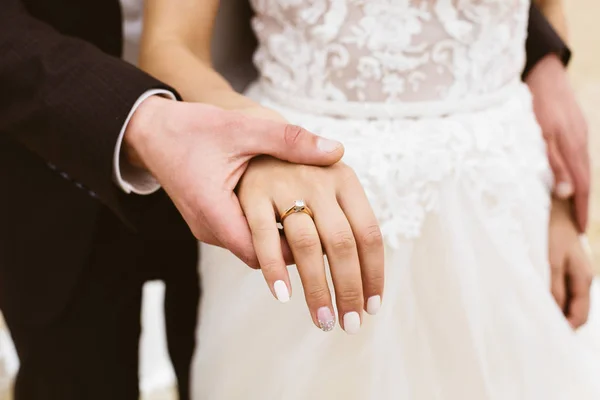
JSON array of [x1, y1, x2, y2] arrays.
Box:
[[317, 307, 335, 332]]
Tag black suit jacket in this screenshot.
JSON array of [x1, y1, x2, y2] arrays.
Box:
[[0, 0, 569, 327], [0, 0, 194, 328]]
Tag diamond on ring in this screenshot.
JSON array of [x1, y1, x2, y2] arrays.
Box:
[[279, 199, 314, 223], [293, 200, 306, 211]]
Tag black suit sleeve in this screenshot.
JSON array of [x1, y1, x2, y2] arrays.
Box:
[[523, 3, 572, 79], [0, 0, 179, 227]]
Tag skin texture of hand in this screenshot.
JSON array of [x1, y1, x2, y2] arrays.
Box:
[[123, 96, 344, 267], [526, 54, 590, 232], [237, 156, 385, 334], [548, 197, 594, 329]]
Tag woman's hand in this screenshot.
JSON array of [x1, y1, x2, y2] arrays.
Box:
[[236, 106, 289, 124], [238, 156, 384, 334], [548, 197, 594, 329]]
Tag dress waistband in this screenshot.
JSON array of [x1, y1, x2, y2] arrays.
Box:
[[254, 79, 527, 119]]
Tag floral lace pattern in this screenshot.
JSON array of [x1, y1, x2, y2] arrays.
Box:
[[251, 0, 529, 103], [246, 0, 549, 246], [248, 83, 551, 247]]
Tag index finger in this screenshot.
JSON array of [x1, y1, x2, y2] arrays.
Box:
[[242, 196, 292, 303]]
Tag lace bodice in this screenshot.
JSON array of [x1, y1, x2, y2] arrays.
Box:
[[251, 0, 529, 105], [247, 0, 549, 244]]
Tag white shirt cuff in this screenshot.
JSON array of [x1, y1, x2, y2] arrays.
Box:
[[113, 89, 177, 195]]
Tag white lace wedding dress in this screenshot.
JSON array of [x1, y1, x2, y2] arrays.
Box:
[[193, 1, 600, 398]]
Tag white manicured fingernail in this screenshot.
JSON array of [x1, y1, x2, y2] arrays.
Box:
[[317, 138, 341, 153], [366, 295, 381, 315], [556, 182, 574, 198], [343, 311, 361, 334], [273, 280, 290, 303]]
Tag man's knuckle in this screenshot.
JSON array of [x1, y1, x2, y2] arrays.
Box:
[[284, 124, 304, 146]]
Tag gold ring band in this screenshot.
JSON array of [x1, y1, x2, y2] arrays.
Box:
[[280, 200, 314, 223]]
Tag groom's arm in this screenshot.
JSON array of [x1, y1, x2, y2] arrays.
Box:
[[523, 3, 571, 79], [0, 0, 177, 227]]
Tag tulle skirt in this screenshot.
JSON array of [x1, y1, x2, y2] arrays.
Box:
[[192, 83, 600, 399]]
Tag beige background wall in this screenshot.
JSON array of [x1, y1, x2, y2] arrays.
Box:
[[567, 1, 600, 272]]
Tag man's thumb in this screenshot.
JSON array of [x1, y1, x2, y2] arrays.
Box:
[[247, 118, 344, 166]]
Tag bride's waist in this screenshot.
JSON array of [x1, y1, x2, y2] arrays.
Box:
[[252, 80, 529, 119]]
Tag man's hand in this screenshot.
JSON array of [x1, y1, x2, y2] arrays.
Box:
[[123, 96, 344, 267], [526, 54, 590, 232]]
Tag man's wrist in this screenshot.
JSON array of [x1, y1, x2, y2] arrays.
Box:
[[113, 89, 175, 195], [525, 53, 565, 84], [123, 95, 166, 171]]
